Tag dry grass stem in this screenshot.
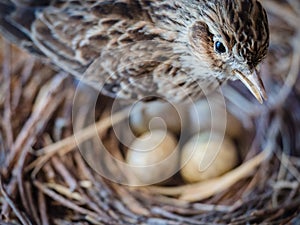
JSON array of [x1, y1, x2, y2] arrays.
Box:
[[0, 0, 300, 223]]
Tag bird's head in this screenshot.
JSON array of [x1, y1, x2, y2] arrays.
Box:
[[189, 0, 269, 103]]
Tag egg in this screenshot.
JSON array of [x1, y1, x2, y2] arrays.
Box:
[[180, 132, 238, 183], [126, 130, 179, 185], [129, 101, 186, 135], [188, 97, 244, 139]]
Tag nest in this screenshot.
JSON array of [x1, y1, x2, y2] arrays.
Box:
[[0, 0, 300, 224]]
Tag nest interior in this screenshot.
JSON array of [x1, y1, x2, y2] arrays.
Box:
[[0, 0, 300, 224]]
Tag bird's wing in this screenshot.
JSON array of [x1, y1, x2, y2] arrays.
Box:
[[29, 0, 168, 73], [0, 0, 205, 101], [31, 1, 183, 100], [82, 40, 189, 100], [0, 0, 189, 100]]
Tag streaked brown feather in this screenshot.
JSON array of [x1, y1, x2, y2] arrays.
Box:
[[0, 0, 269, 102]]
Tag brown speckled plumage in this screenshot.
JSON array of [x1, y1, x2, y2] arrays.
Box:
[[0, 0, 269, 102]]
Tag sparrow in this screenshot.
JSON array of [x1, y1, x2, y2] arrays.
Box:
[[0, 0, 269, 103]]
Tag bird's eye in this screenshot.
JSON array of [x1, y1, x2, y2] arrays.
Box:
[[215, 41, 226, 54]]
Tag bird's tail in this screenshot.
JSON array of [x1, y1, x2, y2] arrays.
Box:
[[0, 0, 44, 55]]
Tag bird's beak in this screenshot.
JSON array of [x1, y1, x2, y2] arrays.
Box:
[[234, 69, 267, 104]]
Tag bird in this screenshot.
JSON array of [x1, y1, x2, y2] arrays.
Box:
[[0, 0, 269, 103]]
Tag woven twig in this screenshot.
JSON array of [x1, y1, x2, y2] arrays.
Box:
[[0, 0, 300, 224]]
